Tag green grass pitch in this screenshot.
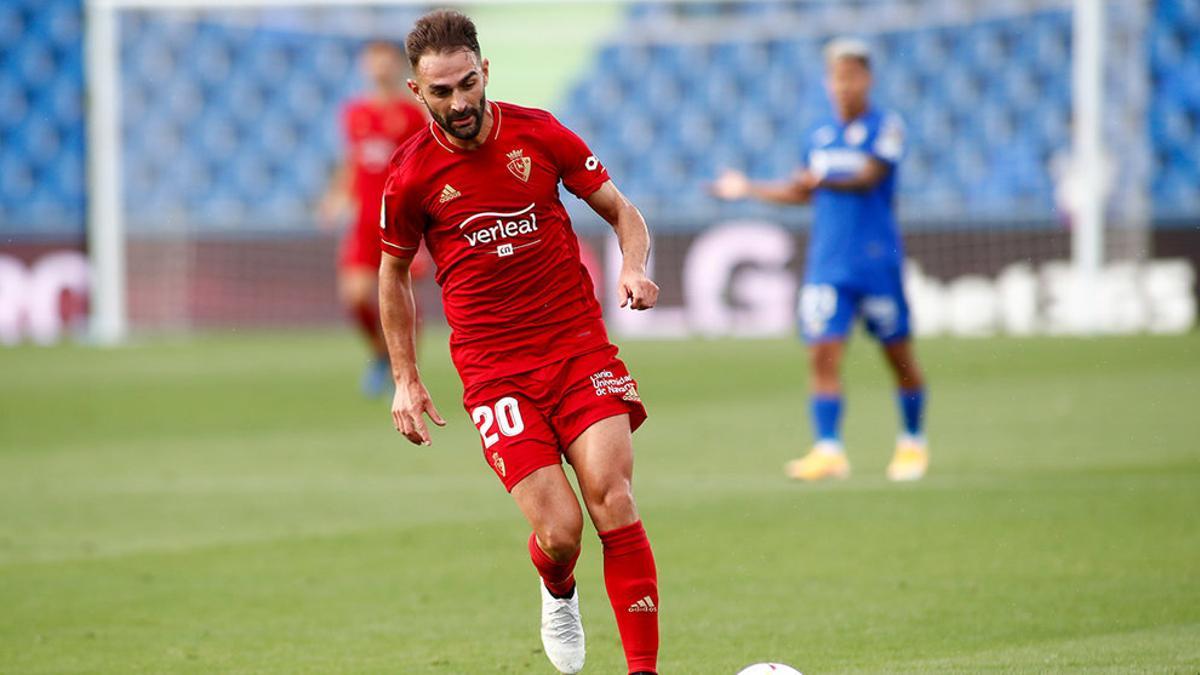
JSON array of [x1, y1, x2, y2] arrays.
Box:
[[1, 331, 1198, 673]]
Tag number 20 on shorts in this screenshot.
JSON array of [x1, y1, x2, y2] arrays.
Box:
[[471, 397, 526, 448]]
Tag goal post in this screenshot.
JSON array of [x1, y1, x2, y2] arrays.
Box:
[[84, 0, 125, 345], [1071, 0, 1104, 334]]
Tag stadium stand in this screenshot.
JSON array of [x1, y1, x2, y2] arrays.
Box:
[[0, 0, 1197, 237], [0, 0, 85, 236]]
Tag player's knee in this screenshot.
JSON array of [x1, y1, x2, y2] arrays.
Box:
[[809, 348, 840, 383], [900, 368, 924, 390], [339, 286, 370, 309], [808, 345, 832, 368], [886, 344, 924, 389], [588, 481, 637, 525], [896, 359, 924, 387], [537, 523, 582, 562], [338, 274, 374, 307]]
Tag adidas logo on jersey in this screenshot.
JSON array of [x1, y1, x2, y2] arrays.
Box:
[[439, 184, 462, 203], [627, 595, 657, 613]]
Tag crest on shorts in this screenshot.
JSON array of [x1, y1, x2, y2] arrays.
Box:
[[491, 451, 506, 477], [622, 385, 641, 403], [506, 149, 532, 182]]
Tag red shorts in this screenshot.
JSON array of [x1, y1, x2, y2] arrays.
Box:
[[340, 220, 431, 278], [462, 345, 648, 492], [338, 219, 382, 270]]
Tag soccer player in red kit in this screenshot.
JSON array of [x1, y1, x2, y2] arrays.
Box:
[[320, 41, 427, 397], [378, 11, 661, 675]]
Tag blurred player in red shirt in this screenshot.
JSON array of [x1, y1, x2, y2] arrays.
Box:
[[378, 11, 660, 675], [320, 41, 427, 397]]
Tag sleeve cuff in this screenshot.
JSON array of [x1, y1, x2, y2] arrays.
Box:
[[570, 173, 610, 200], [381, 238, 419, 257]]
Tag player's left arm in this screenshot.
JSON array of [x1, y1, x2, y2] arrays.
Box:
[[546, 111, 658, 310], [585, 181, 659, 311], [809, 157, 891, 193]]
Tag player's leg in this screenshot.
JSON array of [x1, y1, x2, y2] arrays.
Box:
[[882, 337, 926, 421], [549, 347, 655, 674], [337, 266, 387, 358], [565, 415, 658, 675], [510, 465, 588, 674], [789, 283, 855, 480], [881, 337, 929, 480], [512, 464, 586, 588], [809, 338, 847, 442], [862, 278, 929, 480], [468, 386, 587, 674], [338, 265, 391, 396], [566, 415, 638, 531], [337, 219, 392, 396]]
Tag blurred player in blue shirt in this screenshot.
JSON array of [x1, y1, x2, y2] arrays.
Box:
[[713, 38, 929, 482]]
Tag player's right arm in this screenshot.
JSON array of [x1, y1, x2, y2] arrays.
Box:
[[319, 103, 358, 227], [709, 168, 813, 205], [378, 164, 445, 446], [379, 251, 446, 446], [317, 159, 353, 228]]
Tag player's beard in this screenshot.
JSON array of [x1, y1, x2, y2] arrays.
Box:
[[434, 94, 487, 141]]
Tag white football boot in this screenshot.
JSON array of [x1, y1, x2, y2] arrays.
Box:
[[539, 581, 585, 674], [887, 435, 930, 482]]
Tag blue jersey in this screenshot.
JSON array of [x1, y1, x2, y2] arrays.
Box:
[[804, 107, 906, 285]]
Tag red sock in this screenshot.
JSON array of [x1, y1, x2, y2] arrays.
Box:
[[349, 302, 386, 358], [599, 520, 658, 675], [528, 533, 579, 597]]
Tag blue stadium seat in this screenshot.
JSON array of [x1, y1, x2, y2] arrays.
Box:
[[44, 1, 81, 45], [4, 1, 1200, 235], [0, 4, 24, 46]]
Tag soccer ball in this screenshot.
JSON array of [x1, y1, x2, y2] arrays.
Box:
[[736, 664, 802, 675]]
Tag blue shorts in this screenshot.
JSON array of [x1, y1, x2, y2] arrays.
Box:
[[798, 272, 911, 344]]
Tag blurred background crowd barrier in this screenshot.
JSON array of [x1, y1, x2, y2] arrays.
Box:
[[1, 0, 1197, 344]]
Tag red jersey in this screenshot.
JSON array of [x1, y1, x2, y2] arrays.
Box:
[[380, 101, 612, 388], [343, 96, 426, 229]]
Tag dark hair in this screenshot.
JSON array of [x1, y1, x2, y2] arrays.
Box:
[[405, 9, 481, 69]]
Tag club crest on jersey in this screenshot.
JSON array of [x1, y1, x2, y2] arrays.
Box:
[[491, 451, 506, 477], [844, 121, 868, 147], [506, 148, 532, 182]]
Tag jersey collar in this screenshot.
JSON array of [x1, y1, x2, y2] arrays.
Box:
[[427, 100, 503, 154]]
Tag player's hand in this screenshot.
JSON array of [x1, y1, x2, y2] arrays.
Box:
[[618, 267, 659, 310], [787, 169, 816, 204], [709, 169, 750, 201], [391, 377, 447, 446], [796, 169, 821, 193], [316, 191, 350, 230]]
